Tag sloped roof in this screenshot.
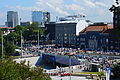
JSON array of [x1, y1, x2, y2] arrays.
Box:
[[80, 25, 113, 33]]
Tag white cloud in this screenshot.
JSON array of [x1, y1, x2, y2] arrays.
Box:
[[56, 7, 70, 15], [73, 0, 79, 2], [35, 0, 70, 16], [46, 2, 70, 15], [5, 5, 40, 11], [95, 1, 109, 7], [66, 4, 84, 11], [3, 0, 114, 23], [84, 0, 96, 8]]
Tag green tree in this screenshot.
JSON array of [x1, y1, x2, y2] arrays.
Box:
[[23, 22, 45, 41], [0, 59, 51, 80], [4, 41, 16, 56], [15, 25, 26, 32], [111, 63, 120, 78], [0, 59, 21, 80], [6, 32, 19, 44], [5, 25, 26, 46], [0, 46, 2, 58], [116, 26, 120, 36]]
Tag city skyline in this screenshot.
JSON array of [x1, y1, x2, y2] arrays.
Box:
[[0, 0, 115, 25]]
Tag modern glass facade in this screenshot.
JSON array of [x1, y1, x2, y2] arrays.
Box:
[[32, 11, 50, 27], [7, 11, 18, 27], [32, 11, 43, 26]]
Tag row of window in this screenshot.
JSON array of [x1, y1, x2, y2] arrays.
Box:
[[57, 41, 75, 44], [78, 38, 108, 42], [56, 37, 76, 40], [56, 33, 76, 36]]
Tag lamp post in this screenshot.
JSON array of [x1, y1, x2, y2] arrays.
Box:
[[62, 34, 64, 48], [68, 53, 74, 80], [38, 30, 39, 52], [21, 31, 22, 57], [69, 55, 71, 80], [69, 34, 70, 48], [2, 33, 3, 59]]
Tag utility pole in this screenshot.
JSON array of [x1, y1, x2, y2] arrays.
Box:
[[38, 30, 39, 50], [21, 31, 23, 58], [69, 34, 70, 48], [69, 55, 71, 80], [20, 18, 21, 25], [13, 16, 14, 27], [62, 34, 63, 48], [2, 33, 3, 59]]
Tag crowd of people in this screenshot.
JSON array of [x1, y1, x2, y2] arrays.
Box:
[[21, 46, 120, 73]]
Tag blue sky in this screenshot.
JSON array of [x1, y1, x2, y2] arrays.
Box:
[[0, 0, 115, 25]]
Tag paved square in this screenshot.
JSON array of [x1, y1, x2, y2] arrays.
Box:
[[51, 76, 90, 80]]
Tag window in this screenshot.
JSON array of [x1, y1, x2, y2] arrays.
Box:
[[81, 43, 85, 45], [115, 20, 118, 24], [80, 38, 85, 41], [64, 37, 67, 39], [101, 39, 102, 43], [59, 41, 61, 43], [64, 33, 67, 36], [115, 15, 118, 18], [115, 41, 118, 44], [106, 39, 108, 43], [64, 41, 67, 43], [110, 46, 113, 49], [59, 34, 61, 36]]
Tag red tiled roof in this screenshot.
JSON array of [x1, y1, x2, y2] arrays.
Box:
[[80, 25, 113, 33], [0, 27, 14, 29]]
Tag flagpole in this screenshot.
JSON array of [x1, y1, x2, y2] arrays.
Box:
[[38, 30, 39, 50], [21, 31, 22, 58], [2, 33, 3, 60]]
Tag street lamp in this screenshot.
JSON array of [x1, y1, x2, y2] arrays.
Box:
[[1, 31, 6, 60], [2, 33, 4, 59], [69, 55, 71, 80], [21, 31, 23, 58], [68, 53, 74, 80], [38, 30, 39, 51]]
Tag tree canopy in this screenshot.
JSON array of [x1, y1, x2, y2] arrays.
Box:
[[4, 41, 16, 56], [23, 22, 45, 41], [0, 23, 45, 57], [0, 59, 51, 80], [111, 62, 120, 78]]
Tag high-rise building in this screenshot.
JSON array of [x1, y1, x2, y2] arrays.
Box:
[[32, 11, 50, 27], [45, 22, 56, 42], [109, 0, 120, 28], [43, 12, 50, 24], [7, 11, 18, 27]]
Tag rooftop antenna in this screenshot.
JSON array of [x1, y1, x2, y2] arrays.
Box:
[[56, 16, 58, 22]]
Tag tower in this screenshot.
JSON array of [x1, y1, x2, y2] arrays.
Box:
[[7, 11, 18, 27], [32, 11, 50, 27], [109, 0, 120, 28]]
